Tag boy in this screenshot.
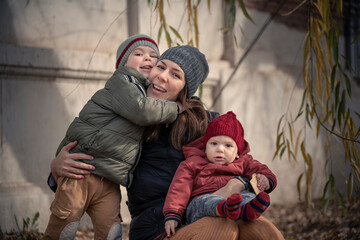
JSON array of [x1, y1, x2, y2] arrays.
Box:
[[163, 111, 277, 237], [44, 34, 180, 239]]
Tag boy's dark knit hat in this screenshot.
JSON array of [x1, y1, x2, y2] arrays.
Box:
[[116, 34, 159, 69], [203, 111, 245, 154], [159, 45, 209, 98]]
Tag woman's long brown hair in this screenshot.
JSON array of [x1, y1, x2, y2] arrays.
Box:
[[144, 85, 209, 151]]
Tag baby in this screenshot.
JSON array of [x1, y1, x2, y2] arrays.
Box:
[[163, 111, 277, 237]]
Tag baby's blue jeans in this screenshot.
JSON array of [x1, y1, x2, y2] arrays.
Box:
[[186, 190, 256, 224]]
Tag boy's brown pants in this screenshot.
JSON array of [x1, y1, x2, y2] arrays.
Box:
[[44, 174, 122, 240]]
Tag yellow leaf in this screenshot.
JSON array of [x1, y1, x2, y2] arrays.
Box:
[[297, 173, 303, 201], [294, 129, 302, 158], [316, 119, 321, 137]]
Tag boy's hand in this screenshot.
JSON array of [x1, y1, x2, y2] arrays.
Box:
[[176, 101, 184, 113], [256, 173, 270, 192], [165, 220, 178, 237]]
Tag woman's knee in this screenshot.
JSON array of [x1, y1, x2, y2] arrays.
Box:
[[238, 216, 284, 240], [171, 217, 238, 240]]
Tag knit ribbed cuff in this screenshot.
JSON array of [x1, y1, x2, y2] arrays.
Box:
[[233, 176, 249, 190], [164, 213, 182, 225]]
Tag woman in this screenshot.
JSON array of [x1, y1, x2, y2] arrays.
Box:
[[49, 45, 284, 240]]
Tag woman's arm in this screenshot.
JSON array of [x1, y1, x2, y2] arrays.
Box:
[[212, 178, 246, 199], [50, 141, 95, 181]]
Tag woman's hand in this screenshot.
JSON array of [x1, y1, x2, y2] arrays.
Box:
[[212, 178, 245, 199], [50, 141, 94, 181]]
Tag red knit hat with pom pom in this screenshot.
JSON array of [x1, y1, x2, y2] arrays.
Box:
[[203, 111, 245, 154]]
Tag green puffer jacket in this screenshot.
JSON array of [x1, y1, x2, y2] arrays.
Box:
[[56, 66, 178, 187]]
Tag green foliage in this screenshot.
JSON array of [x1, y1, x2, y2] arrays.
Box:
[[13, 212, 42, 240], [273, 0, 360, 207], [227, 0, 254, 31]]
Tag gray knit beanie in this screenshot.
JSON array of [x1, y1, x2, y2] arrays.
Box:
[[159, 45, 209, 98], [116, 34, 160, 69]]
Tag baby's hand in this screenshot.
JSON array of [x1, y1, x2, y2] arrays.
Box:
[[256, 173, 270, 192], [165, 220, 178, 237]]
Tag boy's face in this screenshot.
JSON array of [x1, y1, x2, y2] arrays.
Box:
[[205, 135, 239, 165], [125, 46, 158, 79]]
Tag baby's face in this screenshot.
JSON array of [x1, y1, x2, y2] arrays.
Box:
[[205, 135, 239, 165], [125, 46, 158, 79]]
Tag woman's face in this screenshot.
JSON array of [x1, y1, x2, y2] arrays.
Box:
[[147, 59, 186, 101]]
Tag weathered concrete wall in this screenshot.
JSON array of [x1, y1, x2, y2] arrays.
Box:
[[0, 0, 128, 53], [0, 44, 114, 232], [1, 0, 359, 233]]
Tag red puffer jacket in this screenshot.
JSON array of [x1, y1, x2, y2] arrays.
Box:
[[163, 136, 277, 219]]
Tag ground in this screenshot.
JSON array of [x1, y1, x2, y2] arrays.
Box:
[[1, 201, 359, 239], [262, 200, 360, 240]]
